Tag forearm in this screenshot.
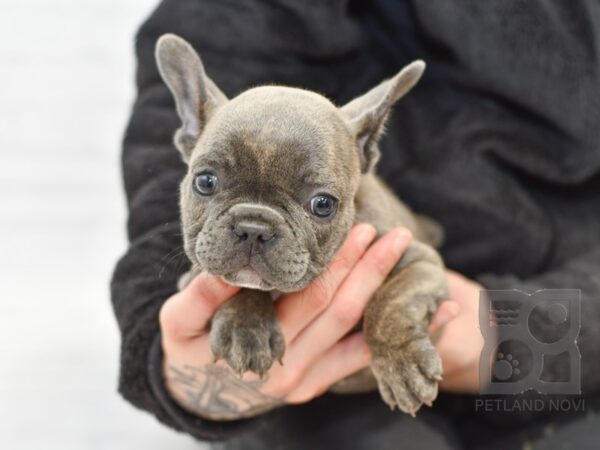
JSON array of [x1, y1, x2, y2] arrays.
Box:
[[163, 360, 285, 421]]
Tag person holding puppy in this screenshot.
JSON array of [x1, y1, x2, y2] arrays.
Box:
[[112, 0, 600, 448]]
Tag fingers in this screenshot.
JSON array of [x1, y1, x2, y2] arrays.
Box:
[[439, 365, 481, 393], [286, 227, 412, 370], [160, 272, 240, 341], [284, 332, 372, 404], [276, 224, 377, 343], [428, 301, 460, 335]]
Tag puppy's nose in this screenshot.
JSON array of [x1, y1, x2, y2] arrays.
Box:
[[232, 221, 275, 244]]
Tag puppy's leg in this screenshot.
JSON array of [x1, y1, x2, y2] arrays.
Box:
[[210, 289, 285, 377], [364, 240, 448, 415]]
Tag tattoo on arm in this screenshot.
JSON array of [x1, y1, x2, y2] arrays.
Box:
[[166, 364, 285, 420]]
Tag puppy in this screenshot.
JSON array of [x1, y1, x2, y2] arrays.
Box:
[[156, 34, 448, 415]]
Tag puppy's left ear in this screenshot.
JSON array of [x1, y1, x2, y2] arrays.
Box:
[[156, 34, 228, 162], [340, 61, 425, 173]]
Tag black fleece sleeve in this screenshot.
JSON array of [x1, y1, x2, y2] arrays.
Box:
[[110, 0, 371, 441]]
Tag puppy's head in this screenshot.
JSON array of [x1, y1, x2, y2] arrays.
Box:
[[156, 34, 424, 292]]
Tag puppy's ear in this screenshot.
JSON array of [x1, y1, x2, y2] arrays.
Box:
[[340, 60, 425, 173], [156, 34, 228, 162]]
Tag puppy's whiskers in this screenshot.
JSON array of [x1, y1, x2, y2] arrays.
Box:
[[157, 235, 197, 280], [158, 247, 188, 279]]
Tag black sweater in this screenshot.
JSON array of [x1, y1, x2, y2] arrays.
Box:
[[111, 0, 600, 442]]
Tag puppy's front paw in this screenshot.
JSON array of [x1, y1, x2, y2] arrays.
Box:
[[371, 338, 442, 416], [209, 310, 285, 377]]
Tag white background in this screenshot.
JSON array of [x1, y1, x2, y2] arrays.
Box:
[[0, 1, 202, 448]]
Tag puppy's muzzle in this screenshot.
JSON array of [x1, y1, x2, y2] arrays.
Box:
[[229, 203, 285, 255]]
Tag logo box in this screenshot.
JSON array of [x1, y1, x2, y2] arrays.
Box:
[[479, 289, 581, 395]]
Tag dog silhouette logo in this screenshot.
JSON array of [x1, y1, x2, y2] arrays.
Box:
[[479, 289, 581, 395]]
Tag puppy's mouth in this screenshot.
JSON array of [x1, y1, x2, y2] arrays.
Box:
[[221, 267, 273, 290]]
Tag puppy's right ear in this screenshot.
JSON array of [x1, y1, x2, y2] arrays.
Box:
[[156, 34, 228, 162], [340, 61, 425, 173]]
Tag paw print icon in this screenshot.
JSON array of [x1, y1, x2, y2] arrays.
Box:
[[493, 353, 520, 381], [479, 289, 581, 395]]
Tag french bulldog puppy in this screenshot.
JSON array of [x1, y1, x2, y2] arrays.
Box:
[[156, 34, 448, 415]]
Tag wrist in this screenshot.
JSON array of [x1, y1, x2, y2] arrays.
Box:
[[147, 333, 256, 438], [165, 360, 284, 421]]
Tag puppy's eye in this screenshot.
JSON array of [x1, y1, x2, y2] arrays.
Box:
[[310, 194, 337, 218], [193, 172, 218, 196]]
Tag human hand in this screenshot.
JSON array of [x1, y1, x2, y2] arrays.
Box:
[[430, 270, 485, 394], [159, 225, 462, 421]]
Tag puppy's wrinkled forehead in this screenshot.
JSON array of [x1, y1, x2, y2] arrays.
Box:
[[191, 86, 357, 187]]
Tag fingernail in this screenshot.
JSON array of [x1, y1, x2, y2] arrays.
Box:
[[446, 302, 461, 319], [435, 311, 451, 325], [392, 227, 412, 254], [435, 303, 460, 326], [356, 224, 377, 248]]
